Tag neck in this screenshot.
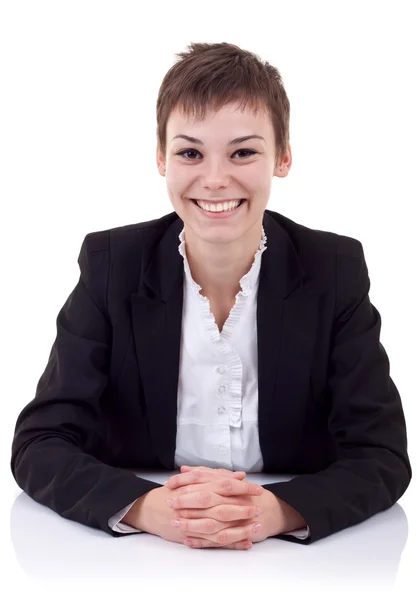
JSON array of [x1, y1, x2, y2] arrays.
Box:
[[183, 220, 263, 300]]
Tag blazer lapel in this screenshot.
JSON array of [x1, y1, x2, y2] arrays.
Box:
[[131, 211, 317, 471], [131, 216, 185, 470], [257, 212, 318, 471]]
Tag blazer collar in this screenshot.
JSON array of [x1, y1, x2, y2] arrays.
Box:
[[139, 210, 305, 302]]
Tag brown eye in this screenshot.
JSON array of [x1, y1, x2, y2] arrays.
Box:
[[177, 150, 201, 160], [176, 149, 257, 160], [235, 149, 256, 159]]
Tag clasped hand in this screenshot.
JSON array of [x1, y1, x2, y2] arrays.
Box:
[[162, 465, 278, 550]]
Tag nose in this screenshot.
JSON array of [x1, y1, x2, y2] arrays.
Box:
[[201, 161, 231, 191]]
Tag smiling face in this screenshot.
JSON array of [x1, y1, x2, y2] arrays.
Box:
[[156, 101, 292, 247]]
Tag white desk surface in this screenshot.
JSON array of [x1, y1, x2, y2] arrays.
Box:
[[4, 469, 417, 600]]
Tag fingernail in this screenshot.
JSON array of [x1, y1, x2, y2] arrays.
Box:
[[166, 499, 174, 507], [255, 506, 262, 516], [171, 520, 181, 527], [253, 523, 262, 533]]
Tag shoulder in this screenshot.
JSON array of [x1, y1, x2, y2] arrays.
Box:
[[80, 211, 180, 256], [264, 209, 367, 297], [265, 208, 364, 262], [76, 211, 180, 293]]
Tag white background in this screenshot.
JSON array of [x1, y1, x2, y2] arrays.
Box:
[[1, 1, 416, 598]]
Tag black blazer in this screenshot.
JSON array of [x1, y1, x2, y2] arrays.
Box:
[[11, 209, 412, 544]]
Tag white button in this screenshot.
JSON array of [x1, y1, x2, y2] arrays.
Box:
[[218, 365, 227, 374], [217, 406, 226, 415], [218, 385, 226, 394], [218, 446, 227, 454]]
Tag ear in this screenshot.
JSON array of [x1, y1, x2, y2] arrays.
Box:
[[156, 145, 166, 176], [274, 142, 292, 178]]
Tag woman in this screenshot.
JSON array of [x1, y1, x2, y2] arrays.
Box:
[[11, 41, 411, 551]]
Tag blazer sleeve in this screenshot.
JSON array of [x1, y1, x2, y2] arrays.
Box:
[[262, 235, 412, 544], [10, 233, 163, 537]]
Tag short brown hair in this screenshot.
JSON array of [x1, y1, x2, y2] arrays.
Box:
[[156, 42, 290, 164]]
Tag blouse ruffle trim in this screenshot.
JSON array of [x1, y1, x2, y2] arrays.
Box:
[[178, 227, 267, 428]]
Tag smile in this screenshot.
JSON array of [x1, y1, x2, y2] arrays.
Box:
[[191, 198, 246, 219]]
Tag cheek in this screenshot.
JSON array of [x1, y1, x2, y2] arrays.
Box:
[[166, 174, 183, 189], [167, 165, 191, 183], [248, 170, 271, 190]]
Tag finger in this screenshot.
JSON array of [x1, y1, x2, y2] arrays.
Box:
[[177, 503, 261, 521], [172, 478, 262, 497], [170, 490, 217, 510], [180, 465, 247, 478], [180, 465, 247, 479], [214, 478, 264, 497], [170, 484, 261, 510], [165, 470, 208, 489], [173, 494, 251, 512], [208, 521, 262, 546], [175, 515, 254, 535], [165, 469, 248, 490], [166, 470, 225, 489], [184, 537, 252, 550]]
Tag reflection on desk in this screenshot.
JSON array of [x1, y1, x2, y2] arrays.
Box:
[[10, 470, 408, 593]]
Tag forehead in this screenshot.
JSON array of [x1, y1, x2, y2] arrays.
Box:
[[167, 101, 272, 136]]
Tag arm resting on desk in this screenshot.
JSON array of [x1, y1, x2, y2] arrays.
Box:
[[10, 233, 163, 537], [263, 236, 412, 544]]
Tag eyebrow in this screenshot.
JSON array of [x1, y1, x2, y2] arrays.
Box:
[[171, 134, 265, 145]]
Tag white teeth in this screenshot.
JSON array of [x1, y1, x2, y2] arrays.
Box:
[[195, 199, 242, 212]]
